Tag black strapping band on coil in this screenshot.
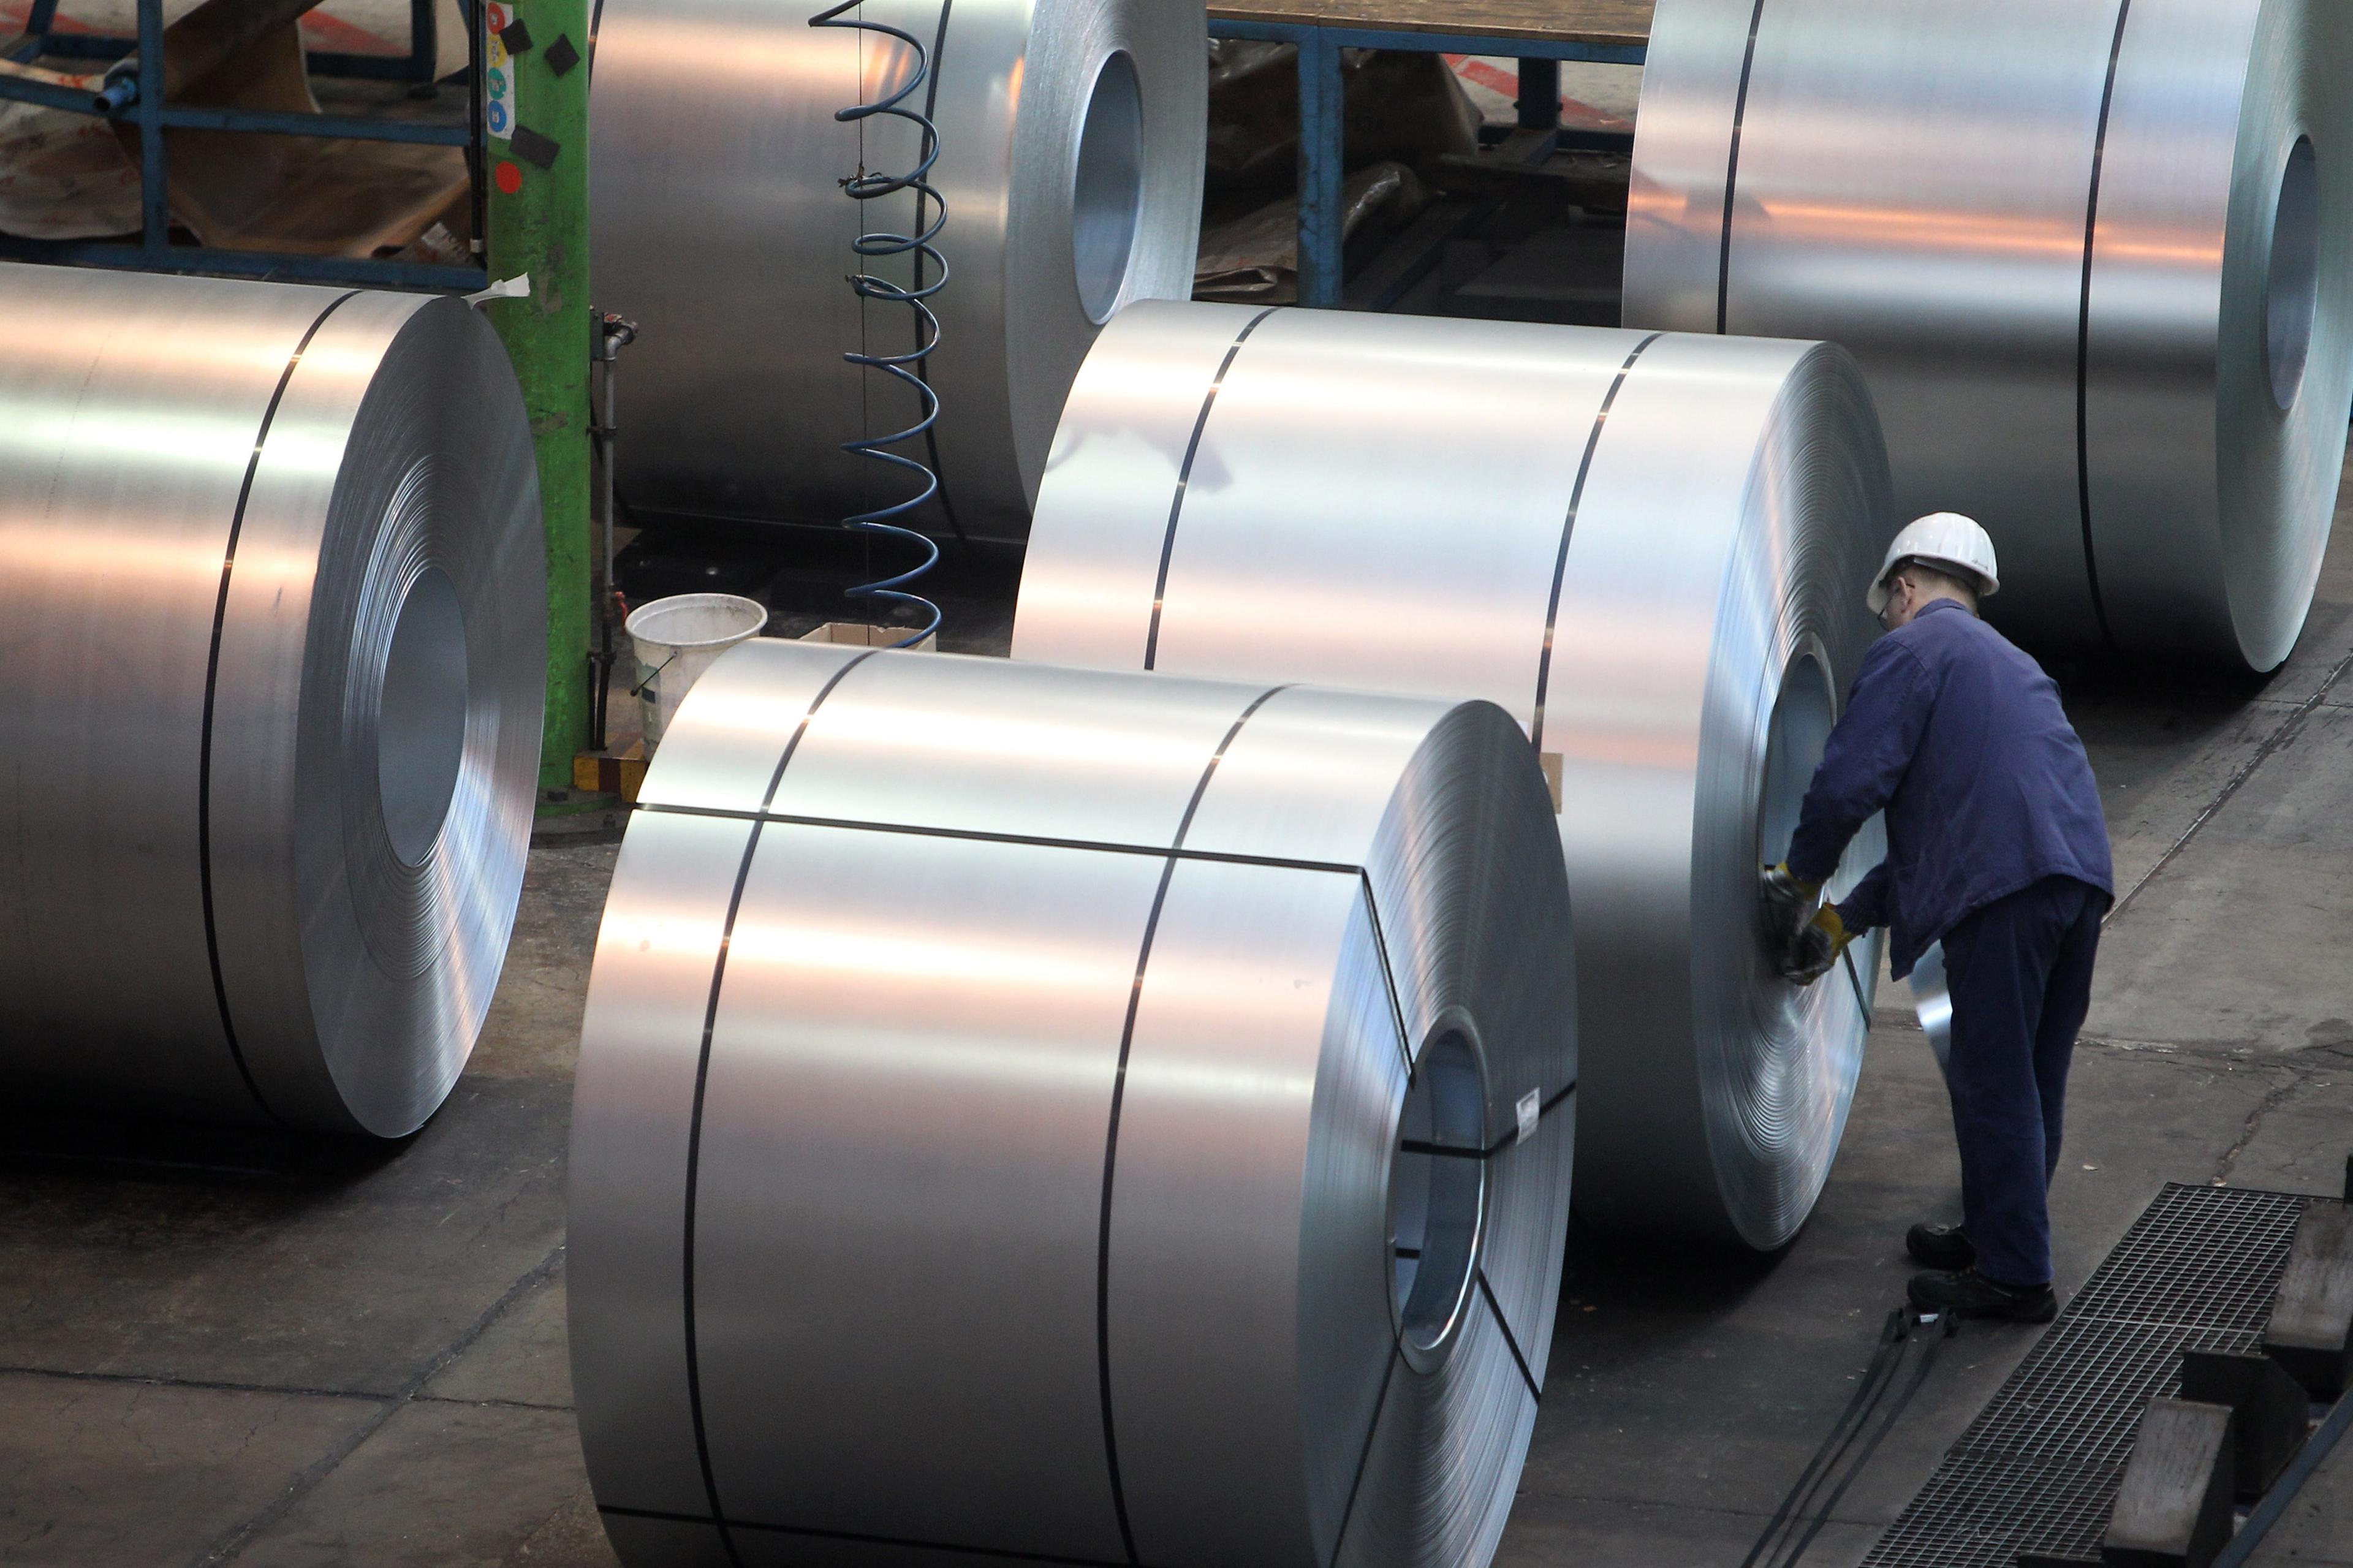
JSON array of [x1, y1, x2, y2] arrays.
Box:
[[638, 801, 1368, 879], [1531, 332, 1664, 753], [1094, 683, 1290, 1565], [1717, 0, 1773, 336], [1840, 946, 1873, 1028], [199, 289, 361, 1131], [678, 648, 882, 1568], [1144, 306, 1281, 670], [645, 806, 1434, 1093], [1398, 1080, 1578, 1161], [1350, 870, 1420, 1083], [1476, 1268, 1544, 1404], [2074, 0, 2136, 653], [1323, 1344, 1405, 1568]]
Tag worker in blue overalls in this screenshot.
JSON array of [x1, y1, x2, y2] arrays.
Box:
[[1762, 513, 2113, 1324]]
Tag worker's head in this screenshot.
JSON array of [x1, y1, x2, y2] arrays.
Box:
[[1868, 513, 2000, 631]]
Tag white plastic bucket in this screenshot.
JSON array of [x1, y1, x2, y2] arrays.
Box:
[[626, 593, 769, 749]]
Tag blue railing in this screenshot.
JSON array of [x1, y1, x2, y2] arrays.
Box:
[[1206, 15, 1647, 308], [0, 0, 486, 290]]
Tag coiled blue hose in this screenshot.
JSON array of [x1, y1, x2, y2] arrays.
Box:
[[811, 1, 950, 648]]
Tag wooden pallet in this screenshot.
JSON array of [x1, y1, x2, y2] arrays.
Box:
[[1206, 0, 1654, 48]]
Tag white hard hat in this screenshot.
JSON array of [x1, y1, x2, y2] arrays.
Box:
[[1868, 512, 2001, 615]]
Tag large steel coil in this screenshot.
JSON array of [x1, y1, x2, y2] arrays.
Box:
[[0, 263, 545, 1138], [1624, 0, 2353, 670], [571, 640, 1576, 1568], [1013, 301, 1893, 1251], [589, 0, 1207, 543]]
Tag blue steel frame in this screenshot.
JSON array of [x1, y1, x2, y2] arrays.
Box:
[[1207, 17, 1647, 309], [0, 0, 486, 290], [9, 0, 445, 84]]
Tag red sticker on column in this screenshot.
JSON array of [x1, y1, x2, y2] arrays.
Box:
[[494, 160, 523, 195]]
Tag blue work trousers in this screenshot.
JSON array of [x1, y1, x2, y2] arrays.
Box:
[[1941, 875, 2108, 1289]]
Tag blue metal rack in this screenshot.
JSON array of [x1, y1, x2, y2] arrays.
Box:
[[1206, 14, 1648, 309], [0, 0, 486, 290], [9, 0, 446, 84]]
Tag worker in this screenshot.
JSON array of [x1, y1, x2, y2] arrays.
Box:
[[1760, 514, 2112, 1324]]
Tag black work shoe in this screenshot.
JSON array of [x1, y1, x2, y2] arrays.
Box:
[[1907, 1268, 2058, 1324], [1906, 1222, 1976, 1271]]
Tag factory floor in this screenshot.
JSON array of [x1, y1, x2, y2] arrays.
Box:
[[6, 464, 2352, 1567]]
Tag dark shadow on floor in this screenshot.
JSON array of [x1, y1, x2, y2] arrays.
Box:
[[1563, 1215, 1794, 1317], [0, 1108, 411, 1192]]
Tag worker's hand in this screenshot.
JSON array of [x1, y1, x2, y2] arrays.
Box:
[[1782, 903, 1856, 986], [1759, 863, 1821, 950]]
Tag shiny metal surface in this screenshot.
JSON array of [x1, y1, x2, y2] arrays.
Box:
[[589, 0, 1207, 543], [1014, 301, 1895, 1250], [0, 262, 545, 1138], [571, 640, 1576, 1568], [1626, 0, 2353, 670], [1912, 942, 1953, 1075]]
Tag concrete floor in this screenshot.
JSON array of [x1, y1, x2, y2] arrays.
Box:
[[5, 463, 2351, 1566]]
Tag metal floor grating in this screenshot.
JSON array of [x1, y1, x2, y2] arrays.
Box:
[[1859, 1183, 2316, 1568], [1865, 1453, 2124, 1567], [1947, 1319, 2266, 1470], [2064, 1186, 2313, 1332]]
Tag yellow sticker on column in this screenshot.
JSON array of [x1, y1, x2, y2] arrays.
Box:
[[483, 2, 517, 140]]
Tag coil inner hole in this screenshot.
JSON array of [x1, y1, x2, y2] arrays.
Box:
[[1758, 651, 1836, 879], [1072, 50, 1145, 324], [377, 566, 470, 866], [2265, 137, 2321, 412], [1390, 1028, 1488, 1362]]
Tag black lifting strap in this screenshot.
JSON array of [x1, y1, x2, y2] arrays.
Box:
[[1742, 1309, 1961, 1568]]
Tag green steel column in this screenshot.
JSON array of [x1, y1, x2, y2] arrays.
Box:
[[483, 0, 591, 793]]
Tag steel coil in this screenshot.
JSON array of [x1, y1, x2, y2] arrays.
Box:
[[1012, 301, 1893, 1250], [571, 639, 1576, 1568], [589, 0, 1207, 543], [0, 263, 545, 1138], [1624, 0, 2353, 670]]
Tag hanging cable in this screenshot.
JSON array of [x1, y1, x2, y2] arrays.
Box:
[[811, 1, 947, 648]]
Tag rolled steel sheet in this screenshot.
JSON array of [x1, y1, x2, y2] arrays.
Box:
[[1912, 942, 1954, 1077], [1013, 300, 1893, 1250], [589, 0, 1207, 543], [571, 640, 1575, 1568], [0, 263, 545, 1138], [1624, 0, 2353, 670]]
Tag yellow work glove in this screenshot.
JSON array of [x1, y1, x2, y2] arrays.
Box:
[[1758, 862, 1821, 948], [1784, 902, 1856, 986]]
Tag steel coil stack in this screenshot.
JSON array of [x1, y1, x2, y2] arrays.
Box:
[[571, 640, 1577, 1568], [0, 263, 545, 1139], [1624, 0, 2353, 670], [589, 0, 1208, 542], [1014, 301, 1894, 1251]]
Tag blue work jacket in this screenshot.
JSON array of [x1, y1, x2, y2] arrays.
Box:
[[1787, 599, 2112, 979]]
